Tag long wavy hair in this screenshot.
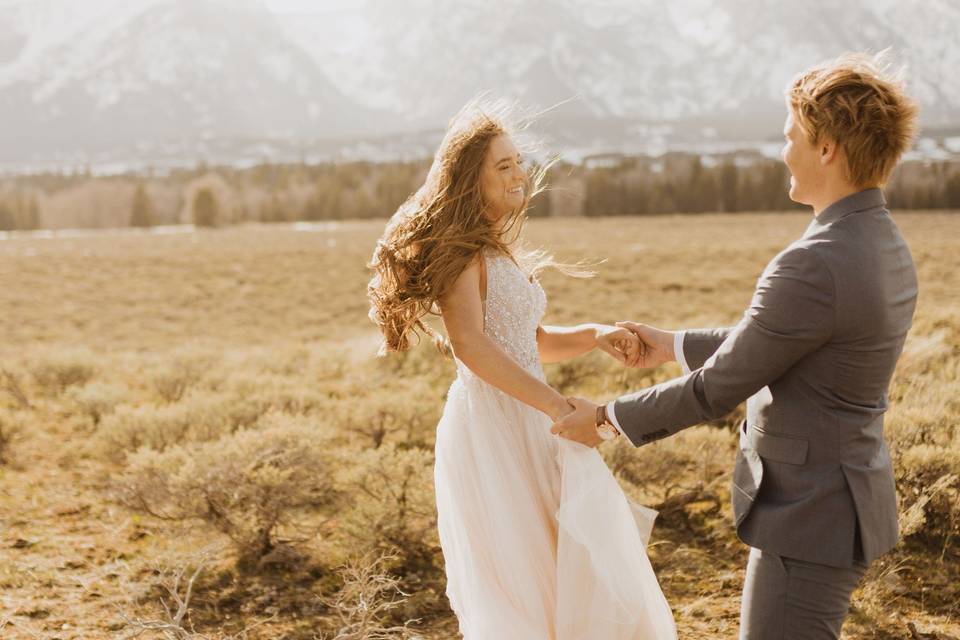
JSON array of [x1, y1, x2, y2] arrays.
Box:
[[367, 99, 565, 356]]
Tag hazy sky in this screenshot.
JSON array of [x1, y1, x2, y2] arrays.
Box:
[[258, 0, 357, 13], [2, 0, 358, 13]]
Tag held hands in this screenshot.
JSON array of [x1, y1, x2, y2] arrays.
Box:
[[553, 320, 677, 447], [614, 321, 676, 369], [550, 397, 603, 448], [594, 325, 645, 367], [558, 320, 676, 445], [547, 396, 577, 422]]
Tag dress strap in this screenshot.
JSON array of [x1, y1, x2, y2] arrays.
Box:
[[478, 249, 487, 306], [478, 249, 488, 334]]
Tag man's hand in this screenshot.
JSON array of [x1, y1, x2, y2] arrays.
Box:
[[550, 397, 603, 448], [616, 321, 676, 369], [595, 325, 645, 367]]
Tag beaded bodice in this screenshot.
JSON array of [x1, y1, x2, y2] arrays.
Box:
[[455, 250, 547, 383]]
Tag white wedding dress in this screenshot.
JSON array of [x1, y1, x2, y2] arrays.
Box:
[[434, 249, 677, 639]]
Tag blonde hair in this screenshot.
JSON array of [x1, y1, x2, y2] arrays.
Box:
[[787, 51, 919, 187], [367, 99, 559, 356]]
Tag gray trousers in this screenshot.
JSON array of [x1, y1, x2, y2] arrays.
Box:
[[739, 547, 868, 640]]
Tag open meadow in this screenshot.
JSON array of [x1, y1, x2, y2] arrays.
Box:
[[0, 212, 957, 639]]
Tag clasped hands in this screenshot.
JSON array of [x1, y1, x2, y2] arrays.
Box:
[[550, 396, 606, 448], [593, 321, 672, 370], [593, 322, 646, 368], [552, 321, 674, 448]]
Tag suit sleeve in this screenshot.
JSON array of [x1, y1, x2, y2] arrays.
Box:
[[613, 246, 835, 446], [681, 327, 735, 371]]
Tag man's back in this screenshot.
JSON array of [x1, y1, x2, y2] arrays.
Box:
[[737, 188, 918, 567]]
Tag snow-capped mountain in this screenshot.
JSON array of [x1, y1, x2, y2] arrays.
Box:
[[0, 0, 382, 167], [282, 0, 960, 133], [0, 0, 958, 169]]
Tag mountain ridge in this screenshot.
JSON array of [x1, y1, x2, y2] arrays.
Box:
[[1, 0, 957, 168]]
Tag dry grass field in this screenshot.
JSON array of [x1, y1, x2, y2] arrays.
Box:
[[0, 212, 957, 639]]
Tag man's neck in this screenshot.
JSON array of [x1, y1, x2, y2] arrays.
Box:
[[811, 183, 877, 216]]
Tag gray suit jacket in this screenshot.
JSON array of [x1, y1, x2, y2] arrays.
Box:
[[613, 189, 917, 568]]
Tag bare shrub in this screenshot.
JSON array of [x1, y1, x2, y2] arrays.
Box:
[[116, 550, 274, 639], [117, 555, 209, 639], [896, 445, 960, 545], [95, 392, 266, 463], [377, 345, 451, 389], [152, 368, 200, 405], [231, 345, 310, 377], [324, 355, 444, 449], [150, 354, 218, 403], [885, 327, 960, 549], [67, 381, 128, 426], [0, 409, 24, 465], [333, 383, 440, 449], [318, 554, 419, 640], [0, 367, 31, 409], [338, 444, 439, 577], [899, 445, 960, 488], [28, 348, 97, 395], [605, 425, 735, 502], [893, 330, 954, 381], [96, 403, 198, 463], [116, 415, 337, 568], [224, 372, 326, 416]]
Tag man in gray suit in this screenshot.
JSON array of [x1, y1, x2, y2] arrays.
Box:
[[552, 53, 920, 639]]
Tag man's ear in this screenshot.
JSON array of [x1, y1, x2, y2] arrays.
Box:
[[819, 138, 839, 166]]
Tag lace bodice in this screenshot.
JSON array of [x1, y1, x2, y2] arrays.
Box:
[[455, 250, 547, 382]]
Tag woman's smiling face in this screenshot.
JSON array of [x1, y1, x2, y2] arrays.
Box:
[[480, 134, 526, 224]]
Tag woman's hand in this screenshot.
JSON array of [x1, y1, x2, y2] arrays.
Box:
[[547, 395, 577, 421], [615, 321, 676, 369], [594, 325, 644, 367]]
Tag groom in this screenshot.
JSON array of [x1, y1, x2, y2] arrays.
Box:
[[552, 53, 919, 639]]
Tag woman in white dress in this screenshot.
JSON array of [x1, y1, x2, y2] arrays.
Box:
[[368, 100, 676, 640]]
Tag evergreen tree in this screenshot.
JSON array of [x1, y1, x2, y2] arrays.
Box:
[[718, 161, 739, 212], [130, 182, 154, 227], [20, 194, 40, 230], [944, 171, 960, 209], [760, 163, 793, 210], [193, 188, 219, 227], [261, 194, 285, 223], [0, 202, 14, 231], [301, 193, 324, 221], [687, 157, 719, 212]]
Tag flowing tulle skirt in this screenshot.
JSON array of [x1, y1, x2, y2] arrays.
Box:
[[435, 375, 677, 640]]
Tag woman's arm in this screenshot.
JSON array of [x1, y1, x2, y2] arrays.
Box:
[[537, 323, 642, 365], [439, 256, 572, 420], [537, 324, 601, 363]]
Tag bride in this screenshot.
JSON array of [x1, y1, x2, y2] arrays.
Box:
[[368, 100, 676, 640]]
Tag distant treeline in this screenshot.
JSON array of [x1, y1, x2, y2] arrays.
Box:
[[1, 153, 958, 231]]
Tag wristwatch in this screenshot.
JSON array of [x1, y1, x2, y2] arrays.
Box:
[[595, 404, 619, 441]]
